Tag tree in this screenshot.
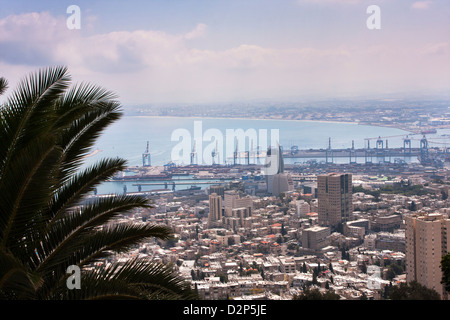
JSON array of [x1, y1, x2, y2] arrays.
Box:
[[293, 288, 340, 300], [360, 261, 367, 274], [388, 281, 441, 300], [441, 253, 450, 293], [302, 262, 307, 273], [281, 223, 287, 236], [0, 67, 196, 300], [216, 271, 228, 283], [312, 272, 318, 285], [409, 201, 417, 211]]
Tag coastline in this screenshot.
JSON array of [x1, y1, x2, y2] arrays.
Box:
[[128, 114, 416, 134]]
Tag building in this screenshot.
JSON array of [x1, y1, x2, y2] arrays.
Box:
[[371, 214, 403, 232], [209, 185, 225, 198], [318, 173, 353, 229], [405, 213, 450, 299], [270, 174, 294, 196], [301, 226, 331, 251], [265, 145, 294, 196], [222, 190, 253, 230], [208, 193, 223, 228], [296, 200, 311, 217], [224, 190, 253, 211], [224, 190, 238, 208]]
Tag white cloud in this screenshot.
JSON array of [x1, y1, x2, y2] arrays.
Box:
[[0, 11, 449, 104], [297, 0, 361, 5], [411, 1, 433, 9], [184, 23, 208, 40]]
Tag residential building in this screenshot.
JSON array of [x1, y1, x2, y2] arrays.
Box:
[[405, 212, 450, 299], [318, 173, 353, 228], [209, 193, 223, 227]]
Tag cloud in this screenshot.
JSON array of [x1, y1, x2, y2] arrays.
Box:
[[0, 11, 449, 104], [411, 1, 433, 9], [184, 23, 208, 40], [297, 0, 361, 5], [0, 12, 72, 65]]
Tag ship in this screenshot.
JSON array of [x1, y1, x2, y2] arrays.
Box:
[[110, 172, 173, 181], [421, 128, 437, 134]]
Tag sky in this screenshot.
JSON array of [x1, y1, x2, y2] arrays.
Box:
[[0, 0, 449, 106]]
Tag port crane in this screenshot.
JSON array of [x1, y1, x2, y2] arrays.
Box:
[[142, 141, 151, 167]]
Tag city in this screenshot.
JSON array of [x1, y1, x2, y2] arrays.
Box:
[[95, 134, 450, 301], [1, 0, 449, 313]]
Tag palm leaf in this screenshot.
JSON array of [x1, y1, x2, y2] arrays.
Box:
[[0, 77, 8, 96], [50, 258, 197, 300], [0, 66, 70, 184], [35, 195, 152, 273], [0, 67, 192, 300]]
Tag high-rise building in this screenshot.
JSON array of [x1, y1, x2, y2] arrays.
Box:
[[405, 213, 450, 299], [209, 185, 225, 198], [223, 190, 253, 230], [317, 173, 352, 228], [265, 145, 294, 196], [208, 193, 223, 228]]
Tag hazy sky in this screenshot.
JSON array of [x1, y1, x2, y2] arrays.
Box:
[[0, 0, 449, 105]]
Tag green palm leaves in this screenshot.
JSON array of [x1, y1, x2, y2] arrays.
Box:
[[0, 66, 196, 299]]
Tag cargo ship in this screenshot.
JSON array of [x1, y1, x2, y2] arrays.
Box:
[[110, 172, 173, 181], [421, 128, 437, 134], [110, 166, 173, 181]]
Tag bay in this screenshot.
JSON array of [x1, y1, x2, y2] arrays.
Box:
[[82, 116, 442, 195]]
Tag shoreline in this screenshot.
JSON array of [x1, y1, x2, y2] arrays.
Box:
[[127, 114, 417, 134]]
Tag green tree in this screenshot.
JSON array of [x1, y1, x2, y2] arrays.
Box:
[[409, 201, 417, 211], [441, 253, 450, 293], [302, 262, 307, 273], [360, 261, 367, 274], [388, 281, 441, 300], [293, 288, 340, 300], [312, 272, 318, 285], [216, 271, 228, 283], [281, 223, 287, 236], [0, 68, 196, 300]]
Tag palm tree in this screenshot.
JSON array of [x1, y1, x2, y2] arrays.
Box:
[[0, 66, 197, 300]]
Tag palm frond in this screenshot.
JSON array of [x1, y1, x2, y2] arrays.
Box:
[[0, 77, 8, 96], [75, 222, 173, 267], [47, 157, 128, 224], [0, 67, 192, 300], [55, 102, 122, 184], [0, 137, 62, 251], [0, 250, 43, 299], [35, 194, 152, 272], [0, 66, 70, 184], [49, 258, 197, 300]]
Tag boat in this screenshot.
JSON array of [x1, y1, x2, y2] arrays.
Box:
[[110, 173, 173, 181], [421, 129, 437, 134]]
